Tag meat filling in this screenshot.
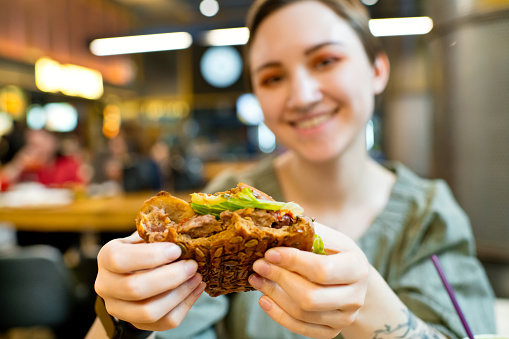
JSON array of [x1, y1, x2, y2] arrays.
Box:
[[140, 207, 175, 233], [178, 215, 224, 238], [142, 207, 296, 240], [220, 208, 295, 229]]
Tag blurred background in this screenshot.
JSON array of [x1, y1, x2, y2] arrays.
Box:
[[0, 0, 507, 338]]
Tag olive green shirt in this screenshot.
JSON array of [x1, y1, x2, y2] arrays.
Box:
[[158, 158, 495, 339]]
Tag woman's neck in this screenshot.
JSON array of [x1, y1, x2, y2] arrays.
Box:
[[275, 146, 373, 205], [275, 148, 395, 238]]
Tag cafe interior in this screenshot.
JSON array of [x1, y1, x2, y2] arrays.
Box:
[[0, 0, 508, 338]]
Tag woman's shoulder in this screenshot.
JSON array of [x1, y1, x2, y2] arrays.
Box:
[[384, 161, 471, 236], [387, 162, 464, 212]]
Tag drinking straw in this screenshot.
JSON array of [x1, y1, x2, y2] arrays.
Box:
[[431, 254, 475, 339]]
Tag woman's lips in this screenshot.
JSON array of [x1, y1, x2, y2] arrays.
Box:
[[290, 109, 338, 130]]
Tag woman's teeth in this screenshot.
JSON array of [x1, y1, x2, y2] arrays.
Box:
[[294, 113, 333, 129]]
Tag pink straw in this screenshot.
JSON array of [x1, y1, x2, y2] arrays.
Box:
[[431, 254, 475, 339]]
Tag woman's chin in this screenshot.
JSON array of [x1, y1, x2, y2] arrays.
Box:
[[294, 145, 341, 164]]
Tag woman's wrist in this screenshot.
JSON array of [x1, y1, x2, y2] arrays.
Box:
[[95, 296, 153, 339], [342, 266, 447, 339]]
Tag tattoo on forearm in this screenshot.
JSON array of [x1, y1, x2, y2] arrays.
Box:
[[372, 309, 444, 339]]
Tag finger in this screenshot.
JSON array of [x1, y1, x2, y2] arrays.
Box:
[[257, 295, 341, 339], [263, 247, 369, 285], [98, 238, 182, 273], [251, 262, 327, 310], [130, 281, 206, 332], [97, 260, 199, 301], [105, 273, 204, 324], [251, 258, 365, 313], [249, 274, 351, 328], [122, 232, 146, 244]]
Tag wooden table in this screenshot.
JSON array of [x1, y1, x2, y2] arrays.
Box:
[[0, 191, 191, 233]]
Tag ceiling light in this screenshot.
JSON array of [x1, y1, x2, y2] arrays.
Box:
[[202, 27, 250, 46], [237, 93, 264, 126], [258, 123, 276, 153], [90, 32, 193, 56], [369, 17, 433, 37], [0, 113, 13, 136], [200, 0, 219, 17], [35, 57, 103, 100], [26, 105, 47, 130], [45, 103, 78, 132]]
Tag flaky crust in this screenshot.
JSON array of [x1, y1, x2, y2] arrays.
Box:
[[135, 188, 315, 297]]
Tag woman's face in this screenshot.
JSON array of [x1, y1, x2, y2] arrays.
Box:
[[249, 1, 388, 163]]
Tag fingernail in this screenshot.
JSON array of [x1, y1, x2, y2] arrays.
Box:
[[166, 244, 181, 259], [249, 274, 263, 289], [253, 260, 270, 276], [259, 297, 273, 311], [184, 260, 197, 275], [192, 282, 206, 297], [266, 250, 281, 264], [187, 273, 201, 288]]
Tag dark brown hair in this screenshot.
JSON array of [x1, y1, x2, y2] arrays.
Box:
[[243, 0, 384, 87]]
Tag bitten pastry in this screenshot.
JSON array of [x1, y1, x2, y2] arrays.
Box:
[[136, 183, 316, 297]]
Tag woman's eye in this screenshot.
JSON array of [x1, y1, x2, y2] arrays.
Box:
[[260, 75, 284, 86], [314, 57, 338, 69]]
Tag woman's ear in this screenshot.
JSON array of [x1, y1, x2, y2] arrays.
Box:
[[372, 52, 390, 95]]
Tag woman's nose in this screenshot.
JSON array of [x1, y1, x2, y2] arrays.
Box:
[[286, 68, 322, 112]]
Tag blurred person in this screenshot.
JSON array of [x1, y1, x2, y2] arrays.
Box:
[[0, 128, 84, 190], [0, 120, 25, 166], [91, 131, 162, 193], [89, 1, 496, 339], [150, 139, 174, 191], [90, 133, 129, 193], [0, 129, 87, 252]]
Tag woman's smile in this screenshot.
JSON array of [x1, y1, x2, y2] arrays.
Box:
[[289, 108, 338, 131]]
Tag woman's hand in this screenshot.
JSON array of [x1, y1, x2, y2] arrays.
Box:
[[94, 233, 206, 332], [249, 222, 369, 339]]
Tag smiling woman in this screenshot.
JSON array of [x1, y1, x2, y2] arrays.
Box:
[[89, 1, 496, 339], [247, 1, 389, 164]]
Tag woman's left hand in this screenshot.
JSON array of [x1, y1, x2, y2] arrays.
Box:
[[249, 222, 369, 339]]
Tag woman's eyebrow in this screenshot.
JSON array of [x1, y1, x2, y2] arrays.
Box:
[[254, 61, 281, 74], [254, 42, 343, 74], [304, 41, 343, 55]]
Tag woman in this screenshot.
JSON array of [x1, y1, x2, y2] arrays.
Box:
[[91, 0, 496, 338]]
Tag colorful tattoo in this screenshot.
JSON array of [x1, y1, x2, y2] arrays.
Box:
[[372, 309, 444, 339]]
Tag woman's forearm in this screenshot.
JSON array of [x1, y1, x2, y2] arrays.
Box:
[[341, 266, 447, 339]]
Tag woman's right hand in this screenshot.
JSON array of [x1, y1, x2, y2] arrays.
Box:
[[94, 233, 206, 332]]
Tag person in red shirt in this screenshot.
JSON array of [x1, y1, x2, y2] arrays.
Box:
[[0, 128, 84, 189]]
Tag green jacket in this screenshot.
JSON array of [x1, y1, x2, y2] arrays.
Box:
[[158, 158, 496, 339]]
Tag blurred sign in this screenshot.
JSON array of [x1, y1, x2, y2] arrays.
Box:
[[140, 100, 190, 121], [35, 57, 104, 100]]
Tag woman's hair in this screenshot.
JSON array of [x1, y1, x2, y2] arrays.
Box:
[[243, 0, 384, 86]]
